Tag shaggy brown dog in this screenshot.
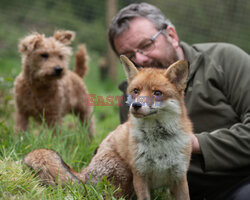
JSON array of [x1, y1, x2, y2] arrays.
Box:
[[14, 30, 95, 137]]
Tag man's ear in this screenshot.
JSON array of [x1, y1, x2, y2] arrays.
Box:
[[120, 55, 139, 82], [54, 30, 75, 45], [166, 26, 179, 48], [18, 33, 44, 54], [164, 60, 189, 92]]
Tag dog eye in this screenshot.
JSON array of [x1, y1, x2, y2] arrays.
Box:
[[133, 88, 140, 94], [40, 53, 49, 59], [153, 90, 162, 96], [58, 55, 63, 60]]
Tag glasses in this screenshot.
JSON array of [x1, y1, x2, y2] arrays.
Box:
[[124, 29, 164, 61]]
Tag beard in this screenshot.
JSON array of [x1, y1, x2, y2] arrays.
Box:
[[158, 40, 180, 68], [144, 39, 180, 69]]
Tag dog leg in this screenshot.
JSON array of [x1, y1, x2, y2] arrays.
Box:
[[86, 116, 95, 139], [77, 107, 95, 139], [43, 114, 62, 135], [47, 118, 62, 128], [133, 172, 150, 200], [172, 176, 190, 200], [15, 110, 28, 132]]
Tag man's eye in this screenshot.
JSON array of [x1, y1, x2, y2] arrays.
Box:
[[153, 90, 162, 96], [41, 53, 49, 59], [141, 41, 153, 51]]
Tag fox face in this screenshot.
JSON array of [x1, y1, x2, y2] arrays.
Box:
[[121, 55, 189, 119]]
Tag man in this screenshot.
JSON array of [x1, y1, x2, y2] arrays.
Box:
[[108, 3, 250, 200]]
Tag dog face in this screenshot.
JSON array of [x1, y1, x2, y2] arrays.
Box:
[[19, 30, 75, 81], [120, 55, 189, 118]]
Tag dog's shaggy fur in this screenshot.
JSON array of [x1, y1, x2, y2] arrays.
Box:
[[14, 30, 94, 137]]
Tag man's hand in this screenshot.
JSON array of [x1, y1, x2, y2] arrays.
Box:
[[191, 134, 201, 154]]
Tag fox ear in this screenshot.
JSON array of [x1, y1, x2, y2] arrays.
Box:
[[165, 60, 189, 92], [54, 30, 75, 45], [19, 33, 43, 53], [120, 55, 139, 82]]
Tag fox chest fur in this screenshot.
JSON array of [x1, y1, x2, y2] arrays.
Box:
[[130, 116, 191, 189]]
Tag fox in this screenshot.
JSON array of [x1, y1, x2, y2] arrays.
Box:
[[24, 56, 192, 200]]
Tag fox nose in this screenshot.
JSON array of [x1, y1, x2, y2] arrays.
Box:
[[132, 102, 142, 111], [54, 66, 63, 75]]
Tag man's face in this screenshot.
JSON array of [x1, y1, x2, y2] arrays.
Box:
[[114, 17, 183, 68]]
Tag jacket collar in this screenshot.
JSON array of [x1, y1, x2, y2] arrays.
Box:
[[180, 41, 204, 83]]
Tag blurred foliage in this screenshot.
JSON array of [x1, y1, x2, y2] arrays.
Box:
[[149, 0, 250, 53], [0, 0, 249, 59], [0, 0, 107, 57]]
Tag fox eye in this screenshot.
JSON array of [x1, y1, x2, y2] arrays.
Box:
[[153, 90, 162, 96], [133, 88, 140, 94], [41, 53, 49, 59]]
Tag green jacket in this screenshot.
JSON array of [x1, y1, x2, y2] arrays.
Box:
[[118, 42, 250, 199]]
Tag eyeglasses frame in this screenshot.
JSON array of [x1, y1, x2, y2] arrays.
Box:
[[125, 28, 166, 60]]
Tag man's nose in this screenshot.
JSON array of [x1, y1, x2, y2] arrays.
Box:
[[134, 52, 150, 66]]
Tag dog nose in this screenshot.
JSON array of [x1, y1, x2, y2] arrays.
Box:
[[54, 66, 63, 75], [132, 102, 142, 111]]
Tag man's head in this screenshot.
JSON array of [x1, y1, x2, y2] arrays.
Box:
[[109, 3, 184, 68]]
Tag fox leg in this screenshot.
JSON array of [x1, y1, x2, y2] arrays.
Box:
[[172, 176, 190, 200], [24, 148, 134, 199], [133, 171, 150, 200], [80, 150, 134, 199], [23, 148, 81, 186]]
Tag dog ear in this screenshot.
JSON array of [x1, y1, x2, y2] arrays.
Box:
[[19, 33, 43, 54], [164, 60, 189, 92], [120, 55, 139, 82], [54, 30, 75, 45]]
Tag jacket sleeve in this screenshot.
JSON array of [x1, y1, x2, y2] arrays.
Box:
[[118, 80, 129, 124], [196, 44, 250, 171]]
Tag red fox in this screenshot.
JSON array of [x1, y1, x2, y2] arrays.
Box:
[[24, 56, 192, 200]]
